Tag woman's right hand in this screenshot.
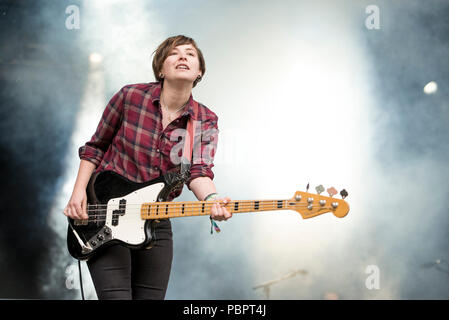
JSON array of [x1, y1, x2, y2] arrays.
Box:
[[63, 188, 88, 220]]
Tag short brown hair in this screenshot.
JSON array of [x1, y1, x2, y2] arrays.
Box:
[[152, 35, 206, 88]]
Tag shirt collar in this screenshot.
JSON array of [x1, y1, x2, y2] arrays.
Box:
[[150, 81, 198, 120]]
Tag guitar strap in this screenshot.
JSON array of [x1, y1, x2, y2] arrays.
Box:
[[180, 100, 198, 175]]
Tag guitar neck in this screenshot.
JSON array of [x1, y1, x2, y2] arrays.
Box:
[[140, 199, 290, 220]]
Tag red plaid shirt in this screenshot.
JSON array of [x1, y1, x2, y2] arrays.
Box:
[[78, 81, 219, 201]]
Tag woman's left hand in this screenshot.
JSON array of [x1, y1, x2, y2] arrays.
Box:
[[210, 197, 232, 221]]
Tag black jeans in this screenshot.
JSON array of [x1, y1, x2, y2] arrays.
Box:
[[87, 219, 173, 300]]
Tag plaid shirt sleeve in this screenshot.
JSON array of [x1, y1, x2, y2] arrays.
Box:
[[78, 87, 125, 167], [186, 114, 219, 190]]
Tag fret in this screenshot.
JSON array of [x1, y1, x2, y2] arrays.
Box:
[[254, 201, 259, 210]]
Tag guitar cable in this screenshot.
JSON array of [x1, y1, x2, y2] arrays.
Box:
[[78, 259, 85, 300]]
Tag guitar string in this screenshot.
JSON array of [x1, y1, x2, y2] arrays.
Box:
[[76, 202, 322, 216], [76, 202, 336, 219], [71, 196, 340, 209], [81, 199, 298, 209], [80, 199, 339, 212], [79, 201, 321, 217], [73, 205, 335, 223], [76, 207, 335, 224], [79, 207, 334, 224]]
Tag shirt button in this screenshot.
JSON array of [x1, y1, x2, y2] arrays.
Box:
[[156, 149, 160, 153]]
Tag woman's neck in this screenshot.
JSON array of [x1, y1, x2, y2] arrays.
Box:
[[160, 80, 192, 112]]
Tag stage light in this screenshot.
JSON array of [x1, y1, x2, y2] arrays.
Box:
[[423, 81, 438, 95], [89, 52, 103, 65]]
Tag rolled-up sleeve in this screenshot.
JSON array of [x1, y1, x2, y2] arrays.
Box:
[[78, 87, 125, 167], [186, 115, 219, 190]]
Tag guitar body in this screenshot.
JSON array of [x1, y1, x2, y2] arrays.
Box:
[[67, 170, 185, 260]]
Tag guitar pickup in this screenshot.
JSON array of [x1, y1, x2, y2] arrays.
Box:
[[112, 199, 126, 226]]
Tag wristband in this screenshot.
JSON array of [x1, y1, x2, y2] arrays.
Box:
[[204, 192, 219, 201]]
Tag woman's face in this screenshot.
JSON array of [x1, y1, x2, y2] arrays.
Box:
[[161, 43, 202, 85]]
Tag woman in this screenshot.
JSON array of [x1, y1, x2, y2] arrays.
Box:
[[63, 35, 232, 300]]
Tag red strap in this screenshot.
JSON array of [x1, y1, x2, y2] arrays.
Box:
[[182, 100, 198, 163]]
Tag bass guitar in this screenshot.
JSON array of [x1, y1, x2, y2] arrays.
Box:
[[67, 170, 349, 260]]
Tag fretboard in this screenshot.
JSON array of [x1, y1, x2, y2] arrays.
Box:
[[140, 199, 292, 220]]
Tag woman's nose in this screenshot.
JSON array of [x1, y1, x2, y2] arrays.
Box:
[[178, 51, 188, 60]]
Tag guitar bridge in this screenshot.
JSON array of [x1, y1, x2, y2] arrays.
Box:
[[74, 219, 89, 226]]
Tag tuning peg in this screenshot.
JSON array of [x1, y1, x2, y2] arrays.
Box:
[[306, 182, 310, 192], [327, 187, 338, 197], [340, 189, 348, 199], [315, 185, 324, 194]]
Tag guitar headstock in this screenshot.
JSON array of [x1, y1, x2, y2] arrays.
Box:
[[288, 185, 350, 219]]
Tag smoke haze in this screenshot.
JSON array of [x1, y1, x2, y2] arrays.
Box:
[[0, 0, 448, 299]]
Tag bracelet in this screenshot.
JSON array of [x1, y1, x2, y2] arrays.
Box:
[[210, 218, 221, 234], [205, 192, 221, 234], [204, 192, 219, 201]]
